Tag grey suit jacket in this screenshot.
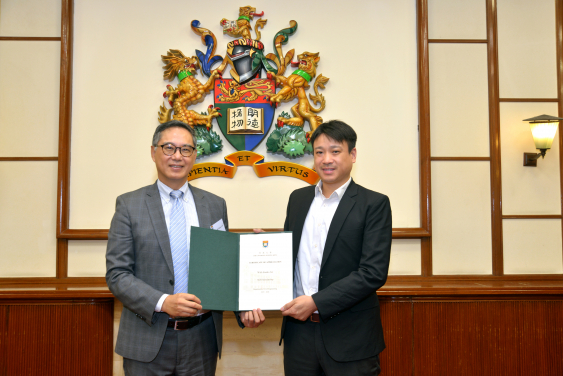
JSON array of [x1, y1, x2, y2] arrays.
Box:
[[106, 181, 229, 362]]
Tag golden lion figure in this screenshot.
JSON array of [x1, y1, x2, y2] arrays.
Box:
[[268, 52, 329, 139], [220, 6, 267, 41], [158, 50, 222, 129]]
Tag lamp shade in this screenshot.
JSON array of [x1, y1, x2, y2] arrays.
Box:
[[523, 114, 563, 150]]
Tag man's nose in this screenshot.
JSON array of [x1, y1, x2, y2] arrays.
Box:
[[321, 153, 332, 164]]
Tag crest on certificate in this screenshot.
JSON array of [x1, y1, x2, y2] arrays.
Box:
[[156, 6, 330, 185], [263, 240, 268, 248]]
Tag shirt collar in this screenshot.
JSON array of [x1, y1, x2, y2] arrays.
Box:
[[157, 180, 189, 203], [315, 177, 352, 200]]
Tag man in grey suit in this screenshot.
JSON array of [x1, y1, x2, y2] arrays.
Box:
[[106, 120, 264, 376]]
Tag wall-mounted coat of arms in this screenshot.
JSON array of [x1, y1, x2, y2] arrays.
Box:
[[157, 6, 330, 184]]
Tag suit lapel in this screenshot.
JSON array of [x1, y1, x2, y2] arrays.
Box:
[[292, 187, 315, 265], [320, 180, 358, 270], [190, 184, 210, 228], [145, 182, 174, 275]]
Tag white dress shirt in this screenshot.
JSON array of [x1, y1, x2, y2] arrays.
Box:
[[155, 180, 199, 312], [294, 178, 352, 312]]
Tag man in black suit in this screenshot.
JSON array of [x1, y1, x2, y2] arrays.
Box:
[[279, 120, 392, 375]]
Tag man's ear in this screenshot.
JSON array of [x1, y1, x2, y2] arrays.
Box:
[[151, 146, 156, 162]]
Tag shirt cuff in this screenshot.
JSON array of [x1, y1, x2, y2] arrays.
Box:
[[155, 294, 169, 312]]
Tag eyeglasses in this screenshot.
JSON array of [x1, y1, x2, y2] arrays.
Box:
[[158, 143, 196, 157]]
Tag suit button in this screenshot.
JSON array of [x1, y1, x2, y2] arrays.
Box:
[[169, 280, 174, 286]]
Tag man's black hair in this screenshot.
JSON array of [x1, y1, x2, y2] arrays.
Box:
[[309, 120, 357, 152], [152, 120, 196, 147]]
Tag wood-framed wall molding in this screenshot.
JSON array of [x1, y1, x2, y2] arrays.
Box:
[[417, 0, 433, 276], [556, 0, 563, 267], [57, 227, 431, 240], [3, 274, 563, 288], [386, 274, 563, 282], [430, 157, 491, 161], [486, 0, 504, 276], [0, 157, 58, 161], [0, 37, 61, 41], [56, 0, 431, 241], [2, 276, 563, 290], [0, 277, 106, 286], [55, 0, 74, 279], [502, 215, 562, 219], [428, 39, 487, 43], [4, 0, 562, 285], [499, 98, 559, 102]]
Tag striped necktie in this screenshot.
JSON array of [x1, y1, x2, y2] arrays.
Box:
[[169, 190, 188, 294]]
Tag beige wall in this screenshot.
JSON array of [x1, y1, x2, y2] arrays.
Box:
[[68, 0, 421, 232], [1, 0, 561, 279], [0, 0, 61, 277], [2, 0, 562, 374], [66, 0, 422, 275]]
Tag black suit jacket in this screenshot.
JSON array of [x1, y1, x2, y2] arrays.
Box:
[[280, 179, 392, 362]]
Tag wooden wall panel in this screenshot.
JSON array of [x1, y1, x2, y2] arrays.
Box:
[[413, 301, 563, 375], [0, 300, 113, 375], [0, 306, 6, 374], [379, 300, 413, 376]]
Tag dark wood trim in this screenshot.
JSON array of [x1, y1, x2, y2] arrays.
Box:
[[0, 157, 58, 161], [55, 0, 74, 279], [386, 274, 563, 283], [420, 238, 432, 277], [56, 0, 73, 236], [229, 228, 283, 233], [499, 98, 559, 102], [0, 277, 106, 286], [56, 239, 68, 279], [428, 39, 487, 44], [393, 228, 431, 238], [0, 37, 61, 41], [58, 229, 109, 239], [417, 0, 433, 276], [430, 157, 491, 161], [0, 297, 113, 305], [224, 228, 430, 238], [58, 227, 432, 240], [502, 215, 562, 219], [486, 0, 503, 276], [556, 0, 563, 267], [2, 280, 563, 296]]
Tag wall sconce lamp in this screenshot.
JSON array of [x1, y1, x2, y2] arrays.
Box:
[[522, 114, 562, 167]]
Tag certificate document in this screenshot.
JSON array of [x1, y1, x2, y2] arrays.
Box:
[[238, 233, 293, 310], [188, 227, 293, 311]]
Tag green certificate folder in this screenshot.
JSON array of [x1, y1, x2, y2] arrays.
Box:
[[188, 227, 293, 311]]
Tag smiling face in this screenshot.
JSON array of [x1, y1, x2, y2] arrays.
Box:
[[313, 134, 356, 197], [151, 127, 196, 190]]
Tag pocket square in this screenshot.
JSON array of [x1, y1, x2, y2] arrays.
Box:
[[210, 219, 226, 231]]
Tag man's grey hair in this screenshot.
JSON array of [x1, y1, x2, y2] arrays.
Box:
[[151, 120, 196, 147]]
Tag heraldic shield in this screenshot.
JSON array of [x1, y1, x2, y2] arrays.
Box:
[[214, 78, 276, 151]]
